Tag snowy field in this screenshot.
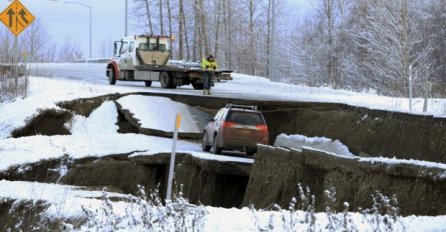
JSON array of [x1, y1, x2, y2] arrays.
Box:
[[1, 65, 446, 231]]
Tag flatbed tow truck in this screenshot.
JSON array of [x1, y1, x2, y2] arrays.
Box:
[[106, 35, 232, 89]]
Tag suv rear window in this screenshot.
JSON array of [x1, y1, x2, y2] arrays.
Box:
[[226, 111, 265, 126]]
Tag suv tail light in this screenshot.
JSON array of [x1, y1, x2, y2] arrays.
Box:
[[223, 121, 236, 128], [256, 124, 268, 131], [256, 124, 269, 144]]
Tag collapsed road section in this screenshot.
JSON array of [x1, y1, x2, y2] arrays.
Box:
[[2, 91, 446, 216]]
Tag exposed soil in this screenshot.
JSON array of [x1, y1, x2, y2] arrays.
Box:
[[1, 152, 250, 208], [243, 145, 446, 216], [11, 109, 72, 138]]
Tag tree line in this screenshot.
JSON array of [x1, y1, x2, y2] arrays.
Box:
[[134, 0, 445, 97], [0, 0, 444, 97], [0, 19, 84, 63]]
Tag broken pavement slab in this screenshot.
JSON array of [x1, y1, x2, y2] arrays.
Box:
[[116, 95, 212, 139]]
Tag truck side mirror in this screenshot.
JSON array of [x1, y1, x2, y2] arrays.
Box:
[[114, 41, 124, 57], [113, 42, 119, 57]]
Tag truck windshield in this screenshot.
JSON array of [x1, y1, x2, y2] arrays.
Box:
[[145, 43, 166, 52]]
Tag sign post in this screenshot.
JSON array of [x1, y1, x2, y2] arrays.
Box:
[[166, 113, 181, 201], [0, 0, 35, 79]]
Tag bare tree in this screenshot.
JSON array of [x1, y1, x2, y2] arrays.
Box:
[[178, 0, 185, 60], [145, 0, 154, 34], [356, 0, 431, 95], [247, 0, 260, 75], [58, 37, 83, 62], [223, 0, 233, 68], [20, 19, 50, 62], [213, 0, 222, 58], [322, 0, 335, 86], [158, 0, 164, 35], [166, 0, 174, 58], [0, 27, 14, 63], [265, 0, 272, 79]]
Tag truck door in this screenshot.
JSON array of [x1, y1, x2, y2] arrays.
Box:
[[116, 41, 132, 71], [125, 41, 135, 68]]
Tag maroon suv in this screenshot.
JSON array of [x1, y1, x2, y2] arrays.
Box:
[[202, 104, 269, 155]]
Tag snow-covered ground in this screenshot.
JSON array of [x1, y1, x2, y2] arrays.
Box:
[[1, 65, 446, 231], [275, 133, 446, 170]]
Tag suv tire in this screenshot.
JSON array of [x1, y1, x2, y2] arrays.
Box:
[[211, 135, 222, 154], [246, 149, 256, 156], [202, 133, 211, 152]]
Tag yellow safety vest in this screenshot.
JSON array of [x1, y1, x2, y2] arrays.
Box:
[[202, 58, 218, 70]]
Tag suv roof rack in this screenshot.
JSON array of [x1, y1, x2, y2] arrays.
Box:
[[225, 103, 258, 111]]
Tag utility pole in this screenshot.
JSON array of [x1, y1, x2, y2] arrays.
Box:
[[125, 0, 128, 36]]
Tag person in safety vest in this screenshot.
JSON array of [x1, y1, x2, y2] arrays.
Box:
[[201, 54, 218, 95]]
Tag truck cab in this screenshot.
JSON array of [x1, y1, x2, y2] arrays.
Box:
[[113, 35, 171, 68]]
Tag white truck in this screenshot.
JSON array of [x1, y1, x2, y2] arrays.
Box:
[[106, 35, 232, 89]]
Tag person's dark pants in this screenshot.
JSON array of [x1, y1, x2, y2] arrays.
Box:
[[202, 72, 212, 90]]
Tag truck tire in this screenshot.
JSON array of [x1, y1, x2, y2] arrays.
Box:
[[192, 82, 204, 90], [108, 67, 116, 85], [144, 81, 152, 87], [160, 71, 176, 89]]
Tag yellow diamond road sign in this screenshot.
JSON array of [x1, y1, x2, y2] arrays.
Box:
[[0, 0, 35, 36]]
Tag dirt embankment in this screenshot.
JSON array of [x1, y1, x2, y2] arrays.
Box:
[[2, 153, 250, 208], [263, 104, 446, 164], [243, 145, 446, 216]]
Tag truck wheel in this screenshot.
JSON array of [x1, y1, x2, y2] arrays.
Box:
[[160, 71, 176, 89], [144, 81, 152, 87], [192, 82, 204, 90], [108, 67, 116, 85]]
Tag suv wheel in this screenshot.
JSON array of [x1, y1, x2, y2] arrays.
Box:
[[202, 132, 211, 152], [211, 135, 222, 154]]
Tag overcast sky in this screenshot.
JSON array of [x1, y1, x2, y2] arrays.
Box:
[[0, 0, 128, 58], [0, 0, 311, 58]]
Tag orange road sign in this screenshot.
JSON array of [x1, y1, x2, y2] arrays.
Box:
[[0, 0, 35, 36]]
